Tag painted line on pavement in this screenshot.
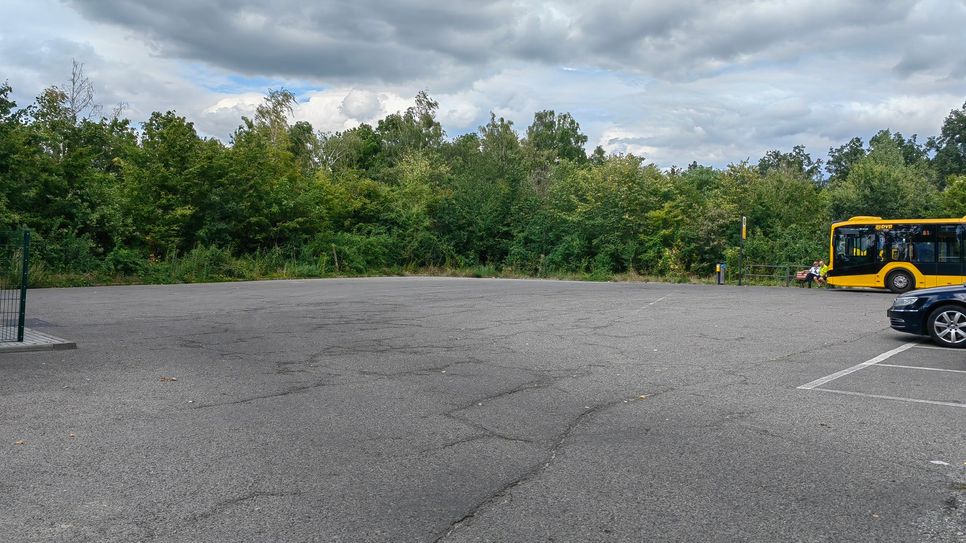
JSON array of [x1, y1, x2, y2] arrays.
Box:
[[912, 344, 963, 351], [876, 363, 966, 374], [810, 388, 965, 409], [797, 342, 919, 390], [636, 295, 668, 311]]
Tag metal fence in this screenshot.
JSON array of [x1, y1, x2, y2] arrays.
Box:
[[0, 230, 30, 342], [739, 263, 811, 287]]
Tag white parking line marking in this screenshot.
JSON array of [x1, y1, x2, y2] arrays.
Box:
[[912, 344, 962, 351], [797, 342, 919, 390], [876, 363, 966, 374], [637, 295, 668, 311], [810, 388, 966, 409]]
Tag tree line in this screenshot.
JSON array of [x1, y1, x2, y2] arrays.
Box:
[[1, 66, 965, 285]]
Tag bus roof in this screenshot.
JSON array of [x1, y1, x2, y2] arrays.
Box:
[[831, 216, 966, 229]]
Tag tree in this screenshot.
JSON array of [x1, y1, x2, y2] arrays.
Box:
[[288, 120, 319, 176], [827, 136, 938, 220], [869, 129, 928, 168], [939, 175, 966, 217], [251, 88, 296, 147], [320, 124, 382, 172], [826, 137, 865, 182], [757, 145, 822, 182], [65, 59, 99, 123], [376, 91, 444, 166], [589, 145, 607, 165], [119, 111, 203, 254], [930, 101, 966, 185], [479, 113, 522, 178], [0, 82, 26, 229], [523, 110, 588, 164]]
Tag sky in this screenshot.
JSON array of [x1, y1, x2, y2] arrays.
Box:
[[2, 0, 965, 169]]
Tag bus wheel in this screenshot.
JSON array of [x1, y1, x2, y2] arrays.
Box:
[[927, 305, 966, 348], [886, 270, 914, 293]]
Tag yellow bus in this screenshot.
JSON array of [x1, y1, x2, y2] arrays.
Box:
[[828, 216, 966, 293]]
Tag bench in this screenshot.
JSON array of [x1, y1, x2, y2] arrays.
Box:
[[792, 271, 827, 288]]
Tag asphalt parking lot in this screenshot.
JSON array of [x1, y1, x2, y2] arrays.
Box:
[[1, 277, 963, 542]]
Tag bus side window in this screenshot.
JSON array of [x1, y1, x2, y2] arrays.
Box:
[[938, 225, 962, 263], [912, 228, 935, 262]]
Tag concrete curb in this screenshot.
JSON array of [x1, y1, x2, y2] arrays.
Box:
[[0, 329, 77, 353]]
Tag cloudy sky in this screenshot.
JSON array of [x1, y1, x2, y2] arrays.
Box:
[[2, 0, 965, 168]]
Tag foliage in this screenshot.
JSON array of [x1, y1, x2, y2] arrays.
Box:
[[1, 69, 963, 287], [930, 101, 966, 186]]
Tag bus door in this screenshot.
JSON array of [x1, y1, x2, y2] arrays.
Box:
[[833, 226, 878, 275], [935, 225, 965, 285]]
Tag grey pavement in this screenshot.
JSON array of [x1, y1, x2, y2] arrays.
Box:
[[0, 277, 963, 542]]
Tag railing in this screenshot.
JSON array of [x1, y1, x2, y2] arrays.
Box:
[[738, 263, 810, 287], [0, 230, 30, 342]]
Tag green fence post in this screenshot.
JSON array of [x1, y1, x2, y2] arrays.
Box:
[[17, 229, 29, 342]]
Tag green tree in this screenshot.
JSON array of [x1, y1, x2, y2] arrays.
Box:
[[827, 136, 938, 220], [288, 120, 319, 177], [320, 123, 382, 172], [119, 111, 204, 255], [479, 113, 523, 179], [929, 101, 966, 186], [376, 91, 444, 167], [716, 162, 827, 268], [757, 144, 822, 181], [826, 137, 865, 182], [252, 88, 296, 147], [12, 82, 128, 262], [0, 82, 26, 229], [938, 175, 966, 217], [523, 110, 588, 164]]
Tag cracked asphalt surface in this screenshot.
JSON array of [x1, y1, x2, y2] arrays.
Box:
[[1, 277, 964, 542]]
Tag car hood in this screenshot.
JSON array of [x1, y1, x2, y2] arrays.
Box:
[[903, 284, 966, 297]]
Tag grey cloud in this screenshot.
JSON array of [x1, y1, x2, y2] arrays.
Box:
[[0, 37, 119, 109], [6, 0, 961, 171], [894, 50, 939, 77], [65, 0, 948, 85], [67, 0, 454, 81]]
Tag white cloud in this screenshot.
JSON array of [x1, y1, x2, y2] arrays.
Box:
[[339, 89, 382, 121]]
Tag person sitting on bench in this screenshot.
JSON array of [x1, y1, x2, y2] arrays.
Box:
[[797, 261, 821, 287], [816, 260, 828, 287]]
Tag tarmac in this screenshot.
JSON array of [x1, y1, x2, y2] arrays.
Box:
[[0, 277, 963, 542]]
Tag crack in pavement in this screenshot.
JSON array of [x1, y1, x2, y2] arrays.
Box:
[[440, 412, 538, 446], [192, 375, 366, 409], [431, 392, 655, 542], [417, 433, 533, 455], [180, 489, 303, 526]]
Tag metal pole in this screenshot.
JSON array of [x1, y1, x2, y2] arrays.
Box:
[[738, 242, 743, 286], [17, 229, 29, 342], [738, 216, 746, 286]]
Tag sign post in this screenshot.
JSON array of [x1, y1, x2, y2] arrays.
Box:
[[738, 216, 746, 286]]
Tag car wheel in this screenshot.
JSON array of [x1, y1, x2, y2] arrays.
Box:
[[886, 270, 914, 293], [927, 305, 966, 348]]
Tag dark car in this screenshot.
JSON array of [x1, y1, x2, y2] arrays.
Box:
[[887, 283, 966, 348]]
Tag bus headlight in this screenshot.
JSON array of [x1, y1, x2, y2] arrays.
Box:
[[892, 296, 919, 308]]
